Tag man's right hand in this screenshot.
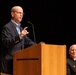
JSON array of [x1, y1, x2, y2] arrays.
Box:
[[20, 27, 29, 38]]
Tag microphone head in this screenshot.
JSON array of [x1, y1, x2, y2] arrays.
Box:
[[27, 21, 33, 25], [27, 21, 30, 23]]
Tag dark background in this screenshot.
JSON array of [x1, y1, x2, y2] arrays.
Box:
[[0, 0, 76, 56]]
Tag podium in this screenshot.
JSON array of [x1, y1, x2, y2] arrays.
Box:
[[13, 43, 66, 75]]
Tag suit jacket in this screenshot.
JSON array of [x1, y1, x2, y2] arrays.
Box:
[[67, 57, 76, 75], [1, 21, 35, 60]]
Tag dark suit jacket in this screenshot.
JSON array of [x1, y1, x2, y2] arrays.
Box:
[[1, 21, 36, 74], [67, 57, 76, 75], [1, 21, 35, 74]]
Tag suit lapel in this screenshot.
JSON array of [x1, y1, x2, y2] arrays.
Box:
[[10, 21, 19, 35]]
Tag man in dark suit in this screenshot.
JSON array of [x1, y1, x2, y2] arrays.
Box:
[[67, 44, 76, 75], [0, 6, 36, 75]]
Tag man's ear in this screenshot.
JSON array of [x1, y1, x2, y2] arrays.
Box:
[[68, 50, 70, 55], [11, 12, 14, 17]]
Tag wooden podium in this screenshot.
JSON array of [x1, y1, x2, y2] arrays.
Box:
[[13, 43, 66, 75]]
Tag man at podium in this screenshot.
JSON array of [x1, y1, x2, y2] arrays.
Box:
[[0, 6, 36, 75], [67, 44, 76, 75]]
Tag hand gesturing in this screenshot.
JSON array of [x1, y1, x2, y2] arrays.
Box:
[[20, 27, 29, 37]]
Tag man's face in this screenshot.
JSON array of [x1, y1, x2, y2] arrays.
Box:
[[11, 7, 24, 23], [69, 45, 76, 58]]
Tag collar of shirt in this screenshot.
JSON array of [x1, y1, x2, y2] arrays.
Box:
[[11, 19, 21, 28], [74, 59, 76, 61]]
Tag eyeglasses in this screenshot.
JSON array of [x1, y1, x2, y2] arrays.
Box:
[[14, 11, 25, 15], [70, 49, 76, 51]]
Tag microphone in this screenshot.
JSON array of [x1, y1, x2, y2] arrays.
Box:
[[27, 21, 36, 43]]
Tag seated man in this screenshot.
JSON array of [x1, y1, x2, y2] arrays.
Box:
[[67, 44, 76, 75]]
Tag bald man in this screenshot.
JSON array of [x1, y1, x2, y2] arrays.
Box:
[[0, 6, 36, 75], [67, 44, 76, 75]]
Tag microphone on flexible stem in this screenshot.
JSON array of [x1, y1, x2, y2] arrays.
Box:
[[27, 21, 36, 43]]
